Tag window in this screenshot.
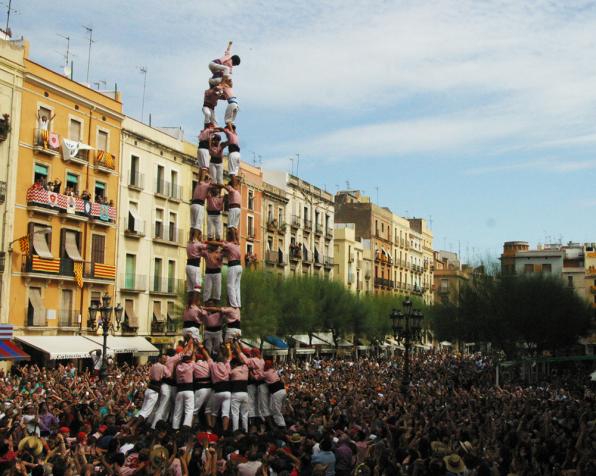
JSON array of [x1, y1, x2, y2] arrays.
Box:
[[69, 118, 82, 141], [524, 263, 533, 274], [34, 163, 49, 184], [267, 237, 273, 250], [191, 172, 198, 196], [91, 234, 105, 264], [94, 181, 106, 201], [568, 276, 573, 288], [154, 258, 162, 291], [168, 212, 177, 242], [381, 223, 384, 232], [440, 278, 449, 291], [60, 289, 74, 327], [168, 260, 176, 293], [315, 210, 320, 227], [125, 254, 136, 288], [90, 291, 102, 308], [542, 263, 552, 273], [28, 223, 52, 258], [27, 286, 44, 326], [97, 129, 108, 151], [156, 165, 165, 194], [267, 204, 273, 222], [248, 190, 254, 210], [278, 239, 283, 252], [170, 170, 179, 199], [167, 301, 176, 322], [247, 215, 254, 237], [303, 207, 308, 224], [278, 208, 284, 225], [38, 106, 52, 128], [375, 220, 379, 234], [66, 172, 78, 194], [154, 209, 163, 239], [130, 155, 140, 187], [247, 243, 253, 254]]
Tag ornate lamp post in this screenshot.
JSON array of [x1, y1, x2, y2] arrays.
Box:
[[88, 293, 123, 379], [390, 298, 423, 395]]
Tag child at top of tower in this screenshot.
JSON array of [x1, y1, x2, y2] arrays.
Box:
[[209, 41, 241, 88]]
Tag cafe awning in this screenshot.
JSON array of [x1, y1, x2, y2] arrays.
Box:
[[0, 340, 30, 360], [86, 336, 158, 356], [16, 336, 101, 360]]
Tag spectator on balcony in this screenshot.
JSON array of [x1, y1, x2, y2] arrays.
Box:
[[208, 134, 227, 185], [206, 186, 224, 241], [51, 177, 61, 194], [81, 190, 91, 201], [36, 110, 55, 149]]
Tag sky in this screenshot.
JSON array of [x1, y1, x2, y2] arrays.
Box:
[[11, 0, 596, 262]]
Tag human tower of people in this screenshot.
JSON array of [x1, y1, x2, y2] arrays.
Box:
[[135, 43, 287, 436]]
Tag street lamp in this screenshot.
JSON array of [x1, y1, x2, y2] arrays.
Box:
[[88, 293, 123, 379], [389, 298, 423, 395]]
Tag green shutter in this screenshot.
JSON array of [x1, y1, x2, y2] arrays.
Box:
[[34, 164, 48, 175], [66, 172, 78, 184]]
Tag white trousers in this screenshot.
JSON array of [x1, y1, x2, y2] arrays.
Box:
[[224, 102, 239, 124], [204, 330, 223, 354], [225, 327, 242, 342], [227, 207, 240, 229], [203, 273, 221, 302], [208, 391, 231, 417], [190, 203, 204, 230], [230, 391, 249, 432], [207, 214, 222, 240], [138, 388, 159, 419], [257, 383, 271, 417], [247, 384, 259, 418], [209, 162, 224, 185], [185, 265, 202, 292], [202, 106, 217, 126], [198, 148, 210, 169], [193, 387, 212, 415], [172, 389, 194, 429], [228, 151, 240, 176], [226, 265, 242, 308], [151, 383, 176, 428], [270, 389, 287, 427]]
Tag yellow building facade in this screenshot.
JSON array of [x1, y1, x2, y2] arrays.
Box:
[[10, 49, 123, 335]]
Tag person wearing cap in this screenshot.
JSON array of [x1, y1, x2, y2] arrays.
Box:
[[209, 134, 227, 185], [202, 244, 223, 304], [229, 348, 249, 432], [223, 123, 241, 177], [172, 344, 196, 430], [199, 341, 232, 432], [151, 347, 184, 429], [208, 41, 241, 88], [202, 86, 223, 127], [137, 354, 170, 426], [263, 360, 286, 428], [197, 123, 216, 171], [192, 349, 212, 420], [206, 186, 224, 241], [236, 345, 266, 427]]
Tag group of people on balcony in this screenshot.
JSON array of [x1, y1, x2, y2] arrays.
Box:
[[30, 178, 114, 207]]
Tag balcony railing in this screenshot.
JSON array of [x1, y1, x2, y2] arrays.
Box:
[[151, 277, 184, 295], [289, 247, 301, 261], [58, 309, 79, 327], [33, 128, 61, 155], [26, 306, 47, 327], [291, 215, 300, 229], [302, 251, 313, 264], [315, 223, 323, 235], [169, 184, 183, 201], [22, 256, 115, 281], [129, 171, 144, 189], [324, 256, 334, 268], [153, 224, 182, 245], [94, 150, 116, 172], [155, 179, 168, 197], [326, 227, 333, 238], [120, 274, 147, 292], [313, 254, 323, 267], [265, 250, 277, 264], [303, 219, 312, 232], [374, 277, 394, 288], [122, 217, 146, 237], [267, 218, 278, 231]]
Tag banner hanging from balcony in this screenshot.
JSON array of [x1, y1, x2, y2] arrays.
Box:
[[26, 186, 116, 222], [18, 236, 29, 255], [62, 139, 93, 160], [73, 261, 83, 288]]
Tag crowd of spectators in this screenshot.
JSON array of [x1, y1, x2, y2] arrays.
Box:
[[0, 350, 593, 475]]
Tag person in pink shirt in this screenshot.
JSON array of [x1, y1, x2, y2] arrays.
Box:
[[197, 123, 216, 171], [220, 306, 241, 341], [202, 244, 223, 305], [208, 134, 227, 185], [191, 175, 211, 231], [208, 41, 241, 88], [223, 123, 241, 177], [236, 345, 266, 428], [202, 86, 223, 126], [201, 307, 223, 353], [172, 348, 196, 430], [151, 348, 184, 428], [186, 229, 207, 294], [137, 354, 169, 426], [222, 83, 239, 127], [182, 293, 207, 343], [224, 177, 242, 242], [229, 351, 249, 432], [192, 353, 212, 419], [263, 360, 286, 428], [199, 341, 232, 432], [206, 186, 224, 240], [210, 228, 242, 309]]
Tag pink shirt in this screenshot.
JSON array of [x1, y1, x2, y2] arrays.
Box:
[[187, 241, 207, 259], [220, 307, 240, 324], [193, 360, 210, 380], [230, 364, 248, 381], [225, 186, 241, 206], [183, 305, 206, 325], [222, 242, 241, 262], [263, 368, 280, 384], [176, 361, 194, 384], [165, 354, 183, 375], [238, 352, 264, 381], [193, 181, 211, 201], [207, 195, 223, 212], [204, 311, 223, 328], [149, 362, 170, 381], [224, 128, 239, 146], [203, 88, 222, 109], [204, 250, 223, 269], [209, 360, 231, 383]]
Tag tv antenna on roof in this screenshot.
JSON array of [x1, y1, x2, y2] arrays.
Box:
[[138, 66, 148, 122], [83, 25, 95, 84], [2, 0, 19, 36], [93, 80, 107, 90]]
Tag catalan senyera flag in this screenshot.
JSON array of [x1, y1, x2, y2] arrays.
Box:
[[73, 261, 83, 288], [93, 263, 116, 280], [18, 236, 29, 255]]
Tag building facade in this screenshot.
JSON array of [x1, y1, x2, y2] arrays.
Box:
[[262, 180, 289, 274], [10, 49, 123, 335], [433, 251, 471, 303], [0, 38, 25, 324], [238, 162, 263, 268], [333, 223, 373, 294], [117, 117, 194, 346]]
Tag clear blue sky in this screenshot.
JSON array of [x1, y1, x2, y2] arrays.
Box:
[[12, 0, 596, 262]]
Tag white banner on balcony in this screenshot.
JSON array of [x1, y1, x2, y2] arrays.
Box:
[[62, 139, 94, 160]]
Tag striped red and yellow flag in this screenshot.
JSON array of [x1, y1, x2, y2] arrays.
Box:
[[18, 236, 29, 255], [73, 261, 83, 288], [31, 256, 60, 273], [93, 263, 116, 279]]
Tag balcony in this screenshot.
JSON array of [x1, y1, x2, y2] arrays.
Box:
[[58, 309, 79, 327], [153, 224, 182, 246], [374, 277, 394, 288], [155, 179, 168, 198], [21, 257, 115, 283], [120, 274, 147, 293], [169, 184, 183, 202], [85, 262, 116, 282], [326, 227, 333, 239], [26, 185, 116, 224], [122, 217, 146, 238], [151, 277, 184, 296], [314, 223, 323, 236], [265, 250, 277, 264], [302, 251, 313, 265], [289, 247, 301, 262], [313, 254, 323, 267], [266, 218, 278, 232], [94, 150, 116, 174], [291, 215, 300, 229], [33, 128, 61, 157], [247, 229, 255, 242], [303, 219, 312, 233], [63, 147, 90, 166], [128, 171, 144, 191], [324, 256, 334, 269]]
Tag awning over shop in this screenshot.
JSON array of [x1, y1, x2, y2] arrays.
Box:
[[291, 334, 329, 346], [440, 341, 453, 347], [264, 336, 288, 349], [16, 336, 100, 360], [0, 340, 30, 360], [86, 336, 158, 356], [64, 231, 83, 262], [294, 348, 315, 354]]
